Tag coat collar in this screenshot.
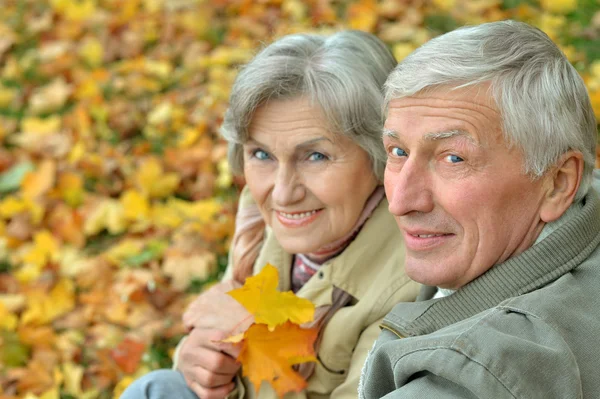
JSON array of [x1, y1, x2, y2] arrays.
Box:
[[256, 198, 402, 307]]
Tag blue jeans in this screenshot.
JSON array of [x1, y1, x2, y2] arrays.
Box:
[[120, 369, 200, 399]]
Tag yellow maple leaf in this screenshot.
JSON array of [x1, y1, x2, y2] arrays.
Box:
[[134, 158, 180, 199], [84, 199, 128, 236], [16, 230, 60, 283], [21, 279, 76, 326], [228, 264, 315, 330]]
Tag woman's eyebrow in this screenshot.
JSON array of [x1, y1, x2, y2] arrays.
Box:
[[295, 137, 332, 150]]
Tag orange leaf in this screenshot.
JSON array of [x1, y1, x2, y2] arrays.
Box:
[[238, 322, 318, 397], [110, 337, 145, 374]]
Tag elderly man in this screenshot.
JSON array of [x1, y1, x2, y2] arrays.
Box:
[[359, 20, 599, 398]]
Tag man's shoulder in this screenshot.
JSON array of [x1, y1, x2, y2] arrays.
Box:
[[364, 304, 583, 399]]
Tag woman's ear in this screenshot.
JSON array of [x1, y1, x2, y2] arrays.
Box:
[[540, 151, 584, 223]]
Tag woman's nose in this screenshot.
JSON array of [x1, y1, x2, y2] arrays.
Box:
[[271, 166, 305, 206]]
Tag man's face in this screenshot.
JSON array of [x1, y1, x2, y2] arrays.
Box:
[[383, 85, 548, 289]]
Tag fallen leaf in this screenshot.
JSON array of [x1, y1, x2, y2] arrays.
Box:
[[110, 337, 145, 374]]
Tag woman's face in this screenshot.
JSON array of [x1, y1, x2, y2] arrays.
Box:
[[243, 97, 378, 254]]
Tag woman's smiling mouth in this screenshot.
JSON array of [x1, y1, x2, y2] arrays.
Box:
[[275, 209, 323, 227]]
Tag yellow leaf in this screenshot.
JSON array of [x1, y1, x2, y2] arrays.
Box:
[[21, 230, 60, 269], [393, 43, 417, 62], [216, 158, 233, 189], [0, 301, 18, 331], [539, 0, 577, 14], [0, 85, 17, 108], [120, 190, 150, 222], [68, 140, 86, 164], [57, 172, 84, 207], [84, 200, 128, 236], [432, 0, 457, 12], [135, 158, 180, 198], [221, 332, 245, 343], [347, 0, 377, 32], [113, 376, 135, 399], [62, 362, 84, 396], [21, 160, 56, 200], [21, 279, 76, 326], [20, 116, 62, 135], [162, 252, 216, 291], [169, 198, 221, 223], [51, 0, 97, 21], [228, 264, 315, 330], [28, 78, 72, 114], [144, 60, 172, 79], [150, 203, 183, 228], [79, 37, 104, 67], [105, 239, 144, 267]]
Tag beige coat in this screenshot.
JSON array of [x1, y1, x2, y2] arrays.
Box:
[[175, 188, 420, 398], [227, 189, 419, 398]]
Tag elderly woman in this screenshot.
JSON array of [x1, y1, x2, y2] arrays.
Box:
[[121, 30, 419, 399]]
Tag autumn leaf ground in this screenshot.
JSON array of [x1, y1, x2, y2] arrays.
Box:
[[0, 0, 598, 398]]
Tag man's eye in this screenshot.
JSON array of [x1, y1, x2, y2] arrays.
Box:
[[390, 147, 407, 157], [253, 149, 270, 160], [445, 154, 464, 163], [308, 152, 327, 161]]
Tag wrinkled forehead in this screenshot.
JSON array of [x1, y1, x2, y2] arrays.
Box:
[[383, 85, 504, 147]]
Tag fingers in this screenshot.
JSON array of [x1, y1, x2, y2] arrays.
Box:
[[180, 343, 240, 375], [186, 377, 236, 399]]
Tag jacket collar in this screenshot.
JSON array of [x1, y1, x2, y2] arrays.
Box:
[[258, 198, 401, 306], [382, 188, 600, 337]]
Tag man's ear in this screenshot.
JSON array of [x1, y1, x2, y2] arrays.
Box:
[[540, 151, 584, 223]]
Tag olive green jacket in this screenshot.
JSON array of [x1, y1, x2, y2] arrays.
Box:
[[225, 188, 420, 398], [359, 184, 600, 399]]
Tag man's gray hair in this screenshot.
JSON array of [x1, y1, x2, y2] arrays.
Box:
[[384, 20, 597, 200], [221, 30, 397, 181]]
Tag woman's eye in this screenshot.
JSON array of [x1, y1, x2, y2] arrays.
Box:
[[445, 154, 464, 164], [253, 149, 270, 160], [390, 147, 407, 157], [308, 152, 327, 161]]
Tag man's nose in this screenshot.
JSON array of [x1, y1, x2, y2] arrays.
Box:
[[385, 159, 434, 216], [272, 165, 305, 206]]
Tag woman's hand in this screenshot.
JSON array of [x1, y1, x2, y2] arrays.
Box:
[[182, 280, 252, 332], [178, 280, 254, 398], [178, 328, 241, 399]]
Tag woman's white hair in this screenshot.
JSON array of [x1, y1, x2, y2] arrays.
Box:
[[385, 20, 597, 200], [221, 30, 397, 181]]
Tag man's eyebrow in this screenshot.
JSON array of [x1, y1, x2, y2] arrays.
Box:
[[423, 129, 479, 146]]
